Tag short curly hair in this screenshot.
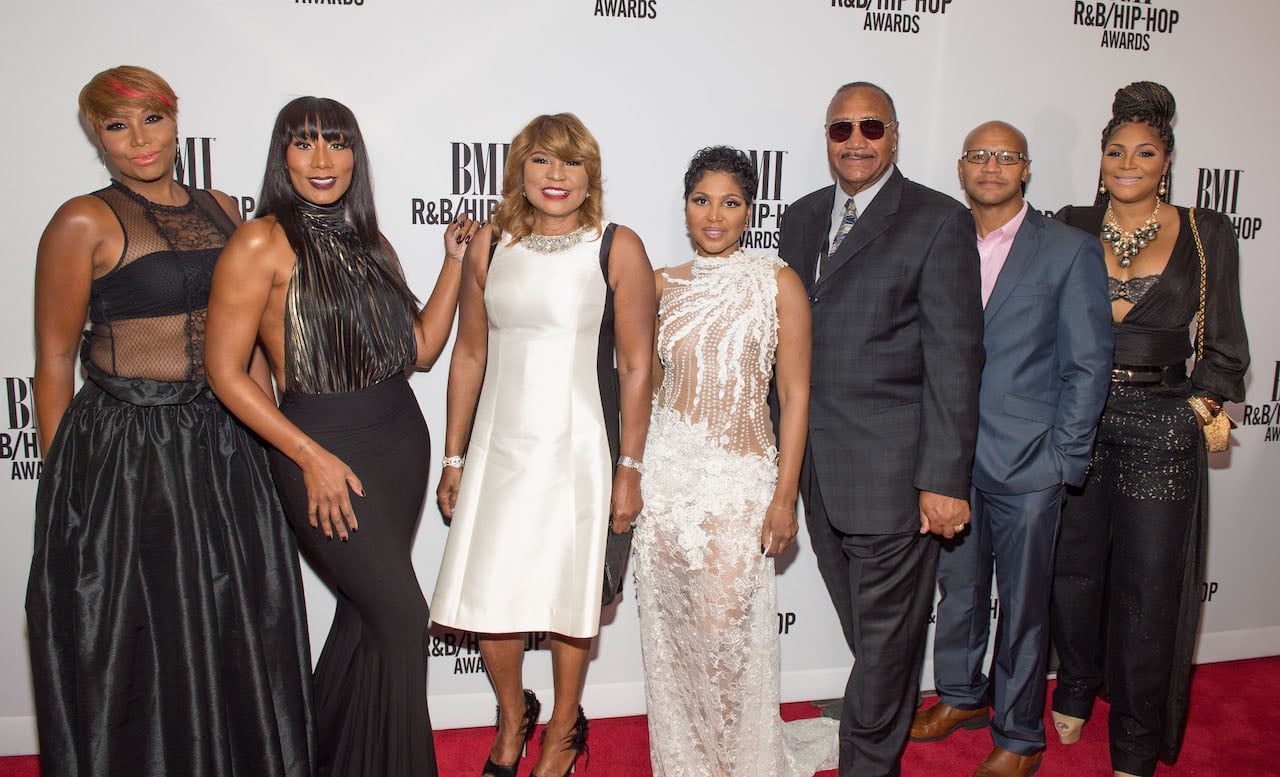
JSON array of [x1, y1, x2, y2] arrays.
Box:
[[682, 146, 759, 206]]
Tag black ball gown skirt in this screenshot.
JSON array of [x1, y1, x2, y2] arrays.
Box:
[[26, 365, 316, 777]]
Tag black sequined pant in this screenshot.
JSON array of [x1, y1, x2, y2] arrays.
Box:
[[1050, 384, 1201, 777]]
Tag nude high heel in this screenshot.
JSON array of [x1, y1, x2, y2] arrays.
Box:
[[1051, 710, 1085, 745]]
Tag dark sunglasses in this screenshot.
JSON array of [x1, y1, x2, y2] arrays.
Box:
[[826, 118, 898, 143]]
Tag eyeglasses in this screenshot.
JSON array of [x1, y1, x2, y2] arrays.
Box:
[[961, 149, 1030, 165], [826, 118, 898, 143]]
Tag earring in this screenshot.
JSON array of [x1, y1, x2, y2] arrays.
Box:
[[1098, 177, 1107, 195], [1158, 173, 1168, 199], [521, 185, 527, 199]]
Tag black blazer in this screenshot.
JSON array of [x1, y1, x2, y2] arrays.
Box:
[[779, 167, 983, 534]]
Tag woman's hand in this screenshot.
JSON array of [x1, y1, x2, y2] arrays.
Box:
[[413, 215, 484, 369], [297, 442, 364, 540], [437, 465, 463, 522], [761, 502, 799, 557], [609, 467, 642, 534], [443, 214, 483, 264]]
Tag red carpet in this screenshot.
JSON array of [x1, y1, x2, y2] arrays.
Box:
[[4, 656, 1274, 776]]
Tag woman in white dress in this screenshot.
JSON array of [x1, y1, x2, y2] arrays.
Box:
[[433, 113, 655, 777], [635, 146, 838, 777]]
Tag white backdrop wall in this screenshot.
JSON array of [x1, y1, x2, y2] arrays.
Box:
[[3, 0, 1278, 756]]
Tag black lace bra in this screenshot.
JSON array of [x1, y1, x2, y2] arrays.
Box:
[[1109, 274, 1160, 304]]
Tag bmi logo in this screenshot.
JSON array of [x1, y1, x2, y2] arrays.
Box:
[[1196, 168, 1262, 240], [5, 377, 42, 481], [828, 0, 956, 35], [412, 142, 510, 227], [742, 149, 787, 251], [1071, 0, 1182, 51], [1239, 361, 1280, 443], [177, 135, 257, 221], [178, 136, 215, 190]]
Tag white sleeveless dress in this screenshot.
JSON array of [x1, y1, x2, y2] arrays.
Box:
[[635, 250, 838, 777], [431, 226, 612, 639]]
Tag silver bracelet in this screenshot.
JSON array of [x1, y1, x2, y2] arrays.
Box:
[[441, 455, 466, 469], [618, 455, 644, 475]]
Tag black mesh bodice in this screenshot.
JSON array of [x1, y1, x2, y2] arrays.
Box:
[[282, 200, 417, 395], [87, 181, 236, 381]]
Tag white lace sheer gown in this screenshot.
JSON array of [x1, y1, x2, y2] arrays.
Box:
[[634, 250, 838, 777]]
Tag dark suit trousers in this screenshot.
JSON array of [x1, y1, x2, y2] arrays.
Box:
[[803, 445, 939, 777], [933, 484, 1062, 755]]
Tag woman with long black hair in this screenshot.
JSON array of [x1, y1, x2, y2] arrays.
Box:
[[205, 96, 479, 777]]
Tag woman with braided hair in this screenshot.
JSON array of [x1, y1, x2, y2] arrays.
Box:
[[1048, 81, 1250, 776]]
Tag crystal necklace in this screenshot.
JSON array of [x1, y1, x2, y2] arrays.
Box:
[[521, 225, 588, 254], [1101, 201, 1161, 268]]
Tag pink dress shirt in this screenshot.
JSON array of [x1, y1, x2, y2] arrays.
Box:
[[977, 201, 1030, 308]]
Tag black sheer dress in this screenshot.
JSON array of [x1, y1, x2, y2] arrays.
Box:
[[266, 199, 437, 777], [1050, 205, 1249, 777], [26, 180, 316, 777]]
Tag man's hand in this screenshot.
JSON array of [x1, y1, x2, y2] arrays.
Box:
[[919, 490, 970, 539]]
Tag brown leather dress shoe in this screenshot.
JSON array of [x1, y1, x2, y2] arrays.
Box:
[[909, 702, 990, 742], [973, 746, 1042, 777]]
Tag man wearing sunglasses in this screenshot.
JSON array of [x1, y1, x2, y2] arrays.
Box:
[[909, 121, 1111, 777], [777, 81, 984, 777]]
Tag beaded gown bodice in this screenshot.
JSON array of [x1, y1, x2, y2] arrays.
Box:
[[282, 200, 417, 395], [87, 181, 236, 381], [654, 250, 782, 459]]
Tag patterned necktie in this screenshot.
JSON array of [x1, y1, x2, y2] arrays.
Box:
[[832, 197, 858, 251], [821, 197, 858, 279]]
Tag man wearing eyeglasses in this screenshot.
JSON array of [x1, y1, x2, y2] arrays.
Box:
[[908, 121, 1112, 777], [777, 81, 984, 777]]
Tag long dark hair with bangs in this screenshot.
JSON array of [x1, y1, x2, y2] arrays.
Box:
[[257, 96, 415, 306]]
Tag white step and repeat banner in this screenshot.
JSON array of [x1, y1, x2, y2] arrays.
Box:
[[2, 0, 1278, 756]]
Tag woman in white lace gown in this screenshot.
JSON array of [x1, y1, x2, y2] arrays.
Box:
[[634, 147, 838, 777]]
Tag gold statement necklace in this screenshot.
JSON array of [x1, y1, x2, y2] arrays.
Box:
[[1101, 201, 1161, 268]]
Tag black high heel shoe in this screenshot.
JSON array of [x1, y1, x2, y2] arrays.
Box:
[[481, 689, 541, 777], [531, 706, 588, 777]]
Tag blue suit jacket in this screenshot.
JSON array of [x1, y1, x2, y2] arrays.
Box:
[[973, 206, 1113, 495]]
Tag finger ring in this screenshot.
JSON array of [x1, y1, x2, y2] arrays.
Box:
[[954, 524, 965, 532]]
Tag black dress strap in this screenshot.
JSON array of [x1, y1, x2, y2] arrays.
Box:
[[593, 224, 629, 605], [595, 223, 620, 464]]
